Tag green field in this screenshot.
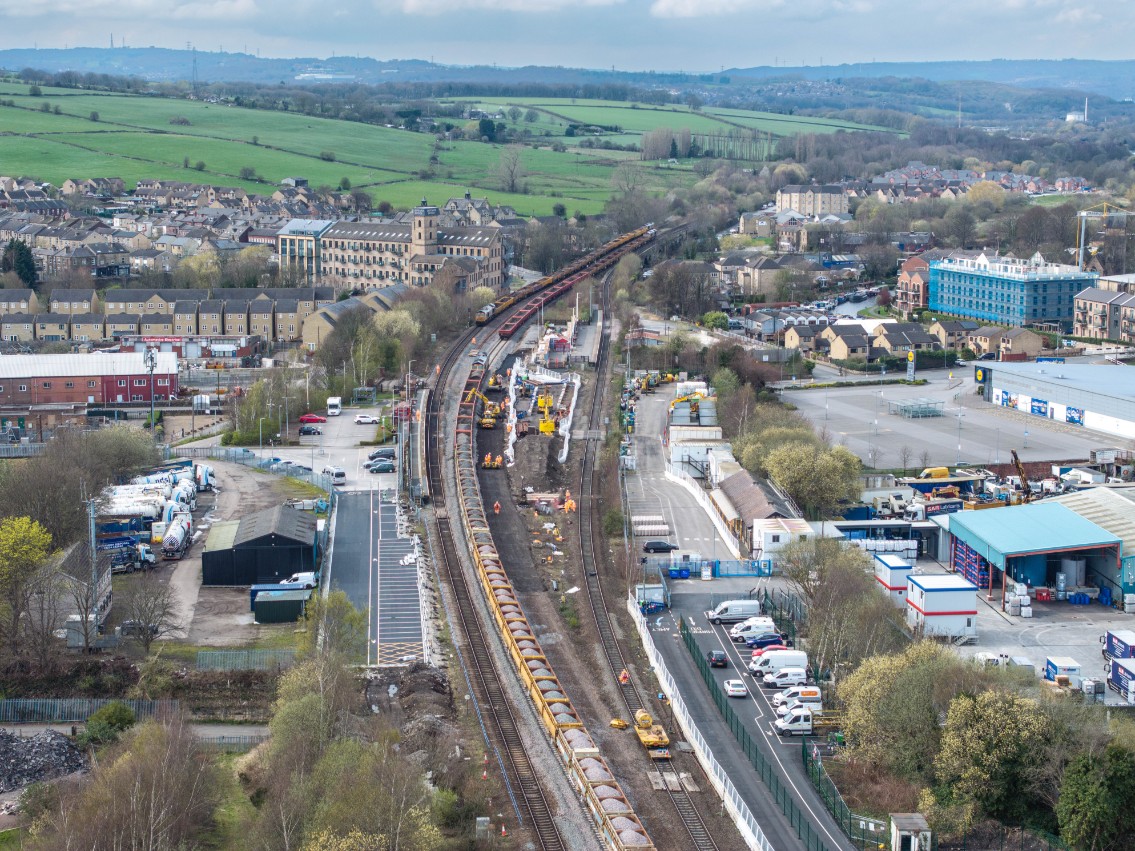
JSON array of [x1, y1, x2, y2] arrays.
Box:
[[0, 86, 892, 216]]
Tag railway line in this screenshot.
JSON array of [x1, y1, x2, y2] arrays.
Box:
[[424, 228, 662, 850], [576, 271, 723, 851]]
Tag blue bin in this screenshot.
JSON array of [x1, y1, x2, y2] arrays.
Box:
[[678, 568, 691, 579], [1101, 587, 1113, 607], [668, 568, 680, 579]]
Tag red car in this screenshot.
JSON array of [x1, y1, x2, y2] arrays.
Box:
[[751, 644, 788, 659], [299, 413, 327, 424]]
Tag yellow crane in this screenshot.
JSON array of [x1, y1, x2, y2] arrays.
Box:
[[464, 388, 500, 428], [1011, 449, 1032, 503]]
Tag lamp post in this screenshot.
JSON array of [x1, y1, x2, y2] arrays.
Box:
[[956, 413, 965, 466], [143, 347, 157, 438], [259, 416, 268, 460]]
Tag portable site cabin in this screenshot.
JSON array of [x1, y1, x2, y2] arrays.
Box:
[[906, 574, 978, 639], [874, 553, 914, 607]]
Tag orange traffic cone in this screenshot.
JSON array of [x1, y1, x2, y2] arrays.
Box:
[[483, 752, 489, 764], [482, 768, 488, 780], [501, 823, 508, 837]]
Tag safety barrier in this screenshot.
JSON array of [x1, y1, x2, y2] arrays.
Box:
[[196, 649, 296, 671]]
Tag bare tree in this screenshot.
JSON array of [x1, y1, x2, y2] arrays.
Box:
[[612, 161, 642, 194], [898, 445, 914, 475], [117, 573, 182, 653], [919, 449, 932, 472], [495, 146, 525, 194], [20, 563, 66, 666]]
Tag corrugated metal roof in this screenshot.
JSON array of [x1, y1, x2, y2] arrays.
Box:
[[1052, 487, 1135, 554], [234, 505, 316, 548], [204, 520, 240, 552], [0, 351, 177, 379], [949, 502, 1119, 569]]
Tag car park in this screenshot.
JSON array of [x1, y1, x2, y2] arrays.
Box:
[[643, 540, 679, 553], [299, 413, 327, 424], [355, 414, 380, 424], [706, 649, 729, 668], [298, 425, 322, 436], [723, 679, 748, 697]]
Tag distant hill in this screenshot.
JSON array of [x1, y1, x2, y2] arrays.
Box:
[[726, 59, 1135, 101], [2, 49, 1134, 99]]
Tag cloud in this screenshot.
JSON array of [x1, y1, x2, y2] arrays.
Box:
[[0, 0, 258, 18], [649, 0, 872, 18], [397, 0, 622, 12]]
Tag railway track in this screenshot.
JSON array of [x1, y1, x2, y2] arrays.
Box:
[[576, 272, 722, 851], [425, 332, 567, 851]]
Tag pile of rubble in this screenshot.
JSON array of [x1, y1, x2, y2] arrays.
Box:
[[0, 730, 88, 793]]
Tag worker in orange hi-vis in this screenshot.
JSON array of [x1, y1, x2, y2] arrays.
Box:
[[619, 669, 630, 685], [493, 501, 501, 515]]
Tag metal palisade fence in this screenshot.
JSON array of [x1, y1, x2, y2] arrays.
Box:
[[801, 742, 887, 848], [679, 616, 832, 851], [0, 698, 178, 723], [196, 649, 297, 671]]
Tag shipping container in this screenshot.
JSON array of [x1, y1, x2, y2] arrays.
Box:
[[1045, 656, 1081, 682], [1105, 629, 1135, 660]]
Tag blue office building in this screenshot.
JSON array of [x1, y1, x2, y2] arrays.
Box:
[[929, 252, 1096, 327]]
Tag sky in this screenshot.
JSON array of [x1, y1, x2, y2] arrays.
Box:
[[0, 0, 1130, 73]]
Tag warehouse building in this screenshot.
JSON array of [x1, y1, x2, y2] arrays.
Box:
[[945, 501, 1123, 605], [975, 361, 1135, 440], [202, 504, 318, 586], [0, 351, 178, 406]]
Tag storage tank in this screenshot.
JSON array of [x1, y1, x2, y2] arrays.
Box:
[[1061, 557, 1087, 588]]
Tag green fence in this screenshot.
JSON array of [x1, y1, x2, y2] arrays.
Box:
[[759, 587, 802, 645], [680, 617, 832, 851], [196, 649, 297, 671], [0, 698, 178, 723], [802, 740, 888, 848]]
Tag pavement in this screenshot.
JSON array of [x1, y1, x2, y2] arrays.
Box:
[[627, 385, 852, 851]]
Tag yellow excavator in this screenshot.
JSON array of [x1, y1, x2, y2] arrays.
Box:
[[464, 388, 500, 428], [1011, 449, 1032, 503]]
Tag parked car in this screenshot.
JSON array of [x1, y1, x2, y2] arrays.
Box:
[[979, 352, 998, 361], [706, 649, 729, 668], [299, 413, 327, 424], [280, 572, 317, 589], [643, 540, 679, 554], [751, 644, 789, 659], [745, 632, 788, 650], [298, 425, 322, 436], [355, 414, 380, 424], [367, 460, 395, 474], [368, 447, 397, 461], [120, 620, 158, 637], [723, 679, 748, 698]]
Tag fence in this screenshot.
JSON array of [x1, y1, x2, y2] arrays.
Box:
[[628, 597, 774, 851], [196, 649, 297, 671], [933, 825, 1070, 851], [802, 741, 887, 848], [198, 734, 270, 751], [679, 616, 832, 851], [0, 698, 179, 723], [0, 443, 46, 458]]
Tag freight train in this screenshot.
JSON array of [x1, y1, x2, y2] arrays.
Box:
[[452, 363, 656, 851], [475, 226, 654, 329]]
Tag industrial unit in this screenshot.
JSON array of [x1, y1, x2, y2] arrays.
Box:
[[202, 504, 318, 586], [945, 501, 1123, 605], [975, 362, 1135, 441]]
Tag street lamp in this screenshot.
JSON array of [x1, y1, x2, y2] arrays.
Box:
[[956, 413, 965, 466], [259, 416, 268, 459], [143, 347, 157, 438]]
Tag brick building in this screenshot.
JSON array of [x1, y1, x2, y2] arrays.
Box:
[[0, 352, 178, 406]]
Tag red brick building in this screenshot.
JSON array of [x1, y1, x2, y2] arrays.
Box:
[[0, 352, 178, 406]]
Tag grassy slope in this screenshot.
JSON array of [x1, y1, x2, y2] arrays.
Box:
[[0, 85, 888, 215]]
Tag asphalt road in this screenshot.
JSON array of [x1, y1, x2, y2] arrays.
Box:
[[628, 386, 853, 851]]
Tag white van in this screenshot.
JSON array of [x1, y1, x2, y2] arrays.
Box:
[[776, 689, 823, 717], [321, 466, 347, 486], [326, 396, 342, 416], [763, 667, 808, 690], [729, 618, 778, 643], [748, 649, 808, 677], [704, 599, 762, 625], [772, 685, 822, 710]]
